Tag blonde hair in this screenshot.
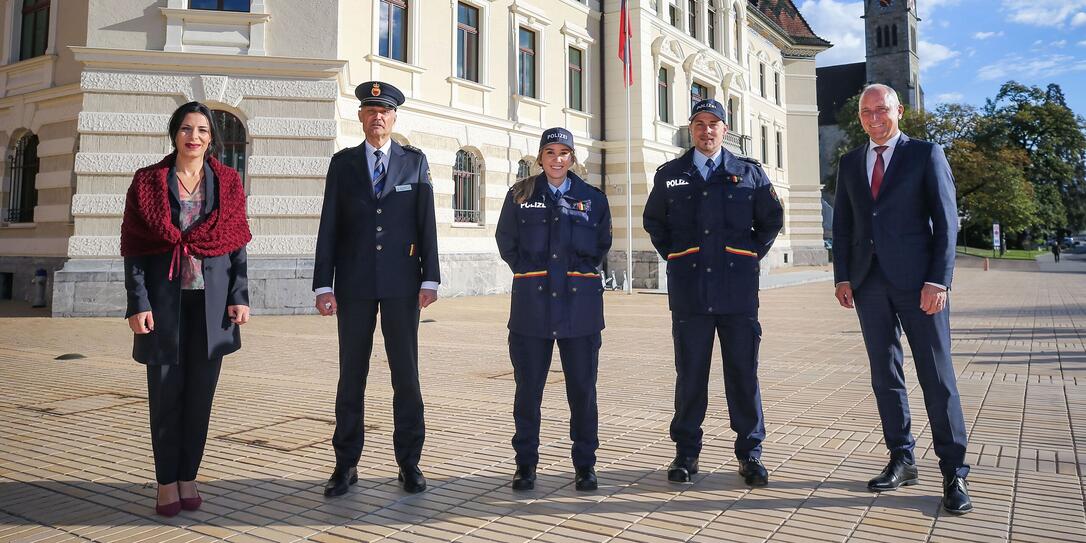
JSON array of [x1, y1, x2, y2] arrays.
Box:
[[512, 147, 579, 204]]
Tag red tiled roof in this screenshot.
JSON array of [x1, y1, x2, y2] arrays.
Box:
[[750, 0, 831, 47]]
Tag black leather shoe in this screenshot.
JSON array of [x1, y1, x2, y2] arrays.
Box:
[[512, 464, 536, 491], [942, 475, 973, 514], [667, 456, 699, 483], [398, 465, 427, 494], [574, 467, 598, 491], [867, 457, 919, 491], [738, 458, 769, 487], [323, 466, 357, 497]]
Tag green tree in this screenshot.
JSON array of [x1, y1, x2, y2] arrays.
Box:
[[950, 141, 1037, 242]]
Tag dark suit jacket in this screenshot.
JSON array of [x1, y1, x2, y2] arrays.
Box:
[[124, 162, 250, 365], [495, 173, 611, 338], [313, 141, 440, 300], [832, 133, 958, 292]]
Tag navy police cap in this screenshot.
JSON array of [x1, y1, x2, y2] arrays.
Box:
[[355, 81, 405, 109], [689, 99, 726, 122], [539, 127, 575, 151]]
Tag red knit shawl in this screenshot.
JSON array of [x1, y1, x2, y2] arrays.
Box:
[[120, 154, 252, 259]]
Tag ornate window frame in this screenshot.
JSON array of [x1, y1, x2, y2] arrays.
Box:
[[161, 0, 270, 55]]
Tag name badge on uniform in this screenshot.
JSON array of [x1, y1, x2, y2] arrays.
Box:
[[395, 184, 412, 192], [666, 179, 689, 188]]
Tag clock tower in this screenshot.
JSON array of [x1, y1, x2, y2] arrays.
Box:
[[864, 0, 923, 110]]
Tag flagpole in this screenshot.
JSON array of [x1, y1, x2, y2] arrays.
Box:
[[623, 23, 633, 294]]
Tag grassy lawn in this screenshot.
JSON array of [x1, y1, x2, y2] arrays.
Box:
[[956, 246, 1048, 260]]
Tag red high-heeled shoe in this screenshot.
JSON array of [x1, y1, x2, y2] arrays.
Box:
[[179, 491, 202, 511], [155, 500, 181, 517]]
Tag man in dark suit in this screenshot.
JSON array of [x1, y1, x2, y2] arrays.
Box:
[[832, 84, 971, 514], [313, 81, 440, 496]]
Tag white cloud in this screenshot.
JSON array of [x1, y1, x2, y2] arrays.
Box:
[[918, 0, 960, 21], [1079, 40, 1086, 47], [1002, 0, 1086, 27], [1053, 40, 1069, 48], [935, 92, 965, 103], [800, 0, 866, 66], [919, 40, 960, 71], [1072, 12, 1086, 26], [973, 31, 1005, 39], [978, 53, 1086, 81]]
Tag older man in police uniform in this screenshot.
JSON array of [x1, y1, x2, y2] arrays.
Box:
[[313, 81, 440, 496], [643, 99, 784, 486]]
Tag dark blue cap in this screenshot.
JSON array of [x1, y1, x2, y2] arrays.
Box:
[[689, 99, 726, 122], [355, 81, 405, 109], [539, 127, 575, 151]]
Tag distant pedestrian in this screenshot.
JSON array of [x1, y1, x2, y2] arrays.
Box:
[[121, 101, 252, 517], [1052, 243, 1061, 263]]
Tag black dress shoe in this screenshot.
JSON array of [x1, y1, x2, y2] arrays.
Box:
[[942, 475, 973, 514], [324, 465, 357, 497], [575, 467, 598, 491], [738, 458, 769, 487], [867, 457, 919, 491], [512, 464, 536, 491], [667, 456, 699, 483], [398, 465, 427, 494]]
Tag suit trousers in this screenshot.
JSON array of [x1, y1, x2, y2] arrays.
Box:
[[509, 332, 601, 469], [146, 290, 223, 485], [333, 296, 425, 468], [670, 311, 765, 460], [853, 265, 969, 478]]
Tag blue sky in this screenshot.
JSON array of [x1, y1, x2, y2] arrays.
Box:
[[799, 0, 1086, 118]]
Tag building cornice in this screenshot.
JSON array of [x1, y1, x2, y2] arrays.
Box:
[[69, 47, 346, 79]]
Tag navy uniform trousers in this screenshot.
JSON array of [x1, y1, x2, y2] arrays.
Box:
[[852, 265, 969, 478], [332, 296, 425, 469], [670, 312, 765, 460], [510, 332, 601, 469]]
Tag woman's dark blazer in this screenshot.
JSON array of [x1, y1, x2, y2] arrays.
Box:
[[123, 161, 249, 365]]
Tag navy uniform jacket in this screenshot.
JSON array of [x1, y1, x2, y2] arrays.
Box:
[[495, 173, 612, 339], [643, 147, 784, 315], [313, 141, 440, 300], [832, 133, 958, 292]]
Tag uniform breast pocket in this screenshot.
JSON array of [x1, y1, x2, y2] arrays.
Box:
[[723, 189, 755, 229], [571, 217, 598, 257], [518, 210, 550, 257], [666, 187, 697, 225]]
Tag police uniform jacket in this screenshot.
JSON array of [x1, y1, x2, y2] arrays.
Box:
[[313, 141, 440, 300], [643, 147, 784, 315], [495, 173, 612, 339], [123, 161, 249, 365]]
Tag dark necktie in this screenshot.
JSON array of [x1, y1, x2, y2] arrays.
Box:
[[372, 149, 386, 195], [705, 157, 715, 180], [871, 145, 888, 199]]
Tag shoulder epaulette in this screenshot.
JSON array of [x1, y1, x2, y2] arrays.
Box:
[[656, 162, 668, 172], [402, 144, 424, 154], [586, 183, 604, 194], [332, 146, 353, 158], [738, 156, 761, 166]]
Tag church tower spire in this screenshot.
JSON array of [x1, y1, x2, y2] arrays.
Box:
[[864, 0, 923, 110]]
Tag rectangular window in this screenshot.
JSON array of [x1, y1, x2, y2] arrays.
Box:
[[774, 72, 781, 105], [378, 0, 408, 62], [734, 12, 741, 58], [776, 130, 783, 167], [456, 3, 480, 81], [658, 68, 670, 123], [690, 82, 708, 110], [568, 47, 584, 111], [707, 6, 717, 49], [19, 0, 50, 61], [761, 125, 769, 164], [727, 98, 736, 130], [189, 0, 250, 11], [669, 1, 680, 27], [518, 27, 537, 98], [759, 63, 766, 98], [687, 0, 697, 38]]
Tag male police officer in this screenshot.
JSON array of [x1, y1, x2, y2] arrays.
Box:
[[643, 99, 784, 486], [313, 81, 440, 496]]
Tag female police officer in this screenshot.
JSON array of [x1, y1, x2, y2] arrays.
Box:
[[495, 128, 611, 491]]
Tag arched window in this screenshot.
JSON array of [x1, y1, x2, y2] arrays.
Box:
[[892, 24, 899, 46], [516, 157, 534, 182], [212, 110, 247, 181], [453, 149, 482, 223], [876, 26, 883, 48], [5, 133, 38, 223], [733, 9, 741, 58]]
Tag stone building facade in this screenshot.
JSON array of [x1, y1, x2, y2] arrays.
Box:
[[0, 0, 830, 316]]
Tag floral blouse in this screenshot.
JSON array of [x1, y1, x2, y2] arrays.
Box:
[[178, 181, 206, 290]]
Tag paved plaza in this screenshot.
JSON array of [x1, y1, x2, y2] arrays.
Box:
[[1, 256, 1084, 542]]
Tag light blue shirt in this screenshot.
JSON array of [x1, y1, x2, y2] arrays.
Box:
[[548, 177, 571, 199], [693, 149, 723, 181]]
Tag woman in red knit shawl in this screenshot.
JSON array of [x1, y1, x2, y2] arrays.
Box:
[[120, 101, 251, 517]]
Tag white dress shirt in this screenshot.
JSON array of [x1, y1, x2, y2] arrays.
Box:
[[315, 139, 439, 296]]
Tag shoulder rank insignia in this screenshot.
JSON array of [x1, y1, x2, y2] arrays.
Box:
[[738, 156, 761, 166], [402, 144, 423, 154]]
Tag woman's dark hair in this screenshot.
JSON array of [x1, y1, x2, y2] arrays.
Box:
[[167, 101, 223, 158]]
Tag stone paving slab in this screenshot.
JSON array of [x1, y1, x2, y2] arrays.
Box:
[[0, 257, 1084, 542]]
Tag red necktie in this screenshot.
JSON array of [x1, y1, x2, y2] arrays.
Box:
[[871, 145, 888, 199]]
